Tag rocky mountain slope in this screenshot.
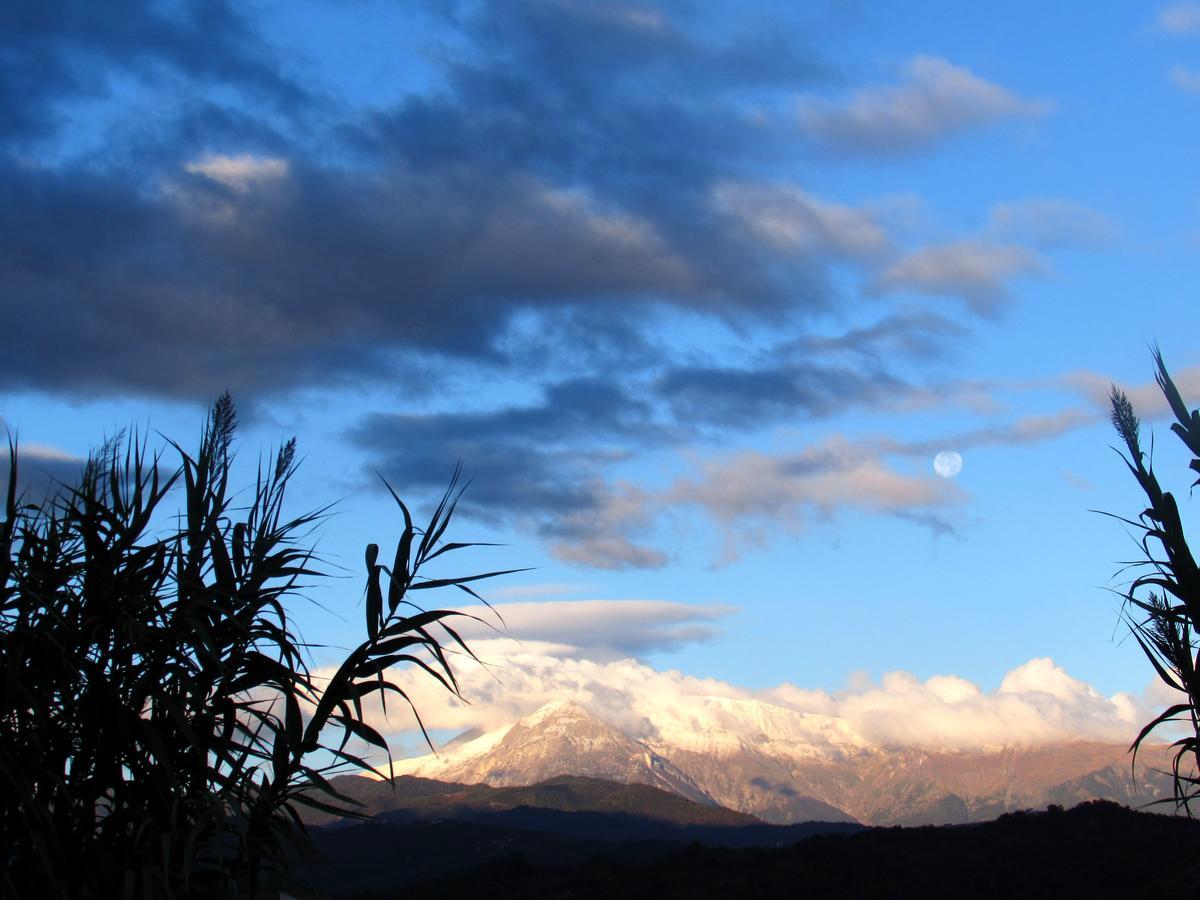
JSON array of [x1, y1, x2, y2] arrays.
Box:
[[300, 773, 762, 829], [393, 700, 1174, 825]]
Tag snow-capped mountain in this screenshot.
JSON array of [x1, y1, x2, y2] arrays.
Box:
[[394, 699, 1173, 826], [396, 700, 714, 807]]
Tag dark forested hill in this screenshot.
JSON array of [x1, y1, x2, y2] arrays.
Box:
[[306, 800, 1200, 900]]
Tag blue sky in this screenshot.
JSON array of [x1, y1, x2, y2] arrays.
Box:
[[4, 0, 1200, 747]]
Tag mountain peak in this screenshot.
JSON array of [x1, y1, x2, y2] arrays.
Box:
[[520, 699, 599, 727]]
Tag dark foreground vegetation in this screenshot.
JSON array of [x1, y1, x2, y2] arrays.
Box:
[[329, 801, 1200, 900], [295, 774, 861, 896], [1109, 351, 1200, 814], [0, 396, 510, 898]]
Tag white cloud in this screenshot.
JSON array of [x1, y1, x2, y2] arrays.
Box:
[[530, 434, 979, 569], [535, 392, 1116, 572], [667, 440, 957, 523], [1170, 63, 1200, 92], [1156, 3, 1200, 34], [871, 240, 1047, 313], [798, 55, 1050, 155], [169, 154, 293, 224], [0, 440, 86, 500], [987, 198, 1119, 249], [546, 481, 669, 570], [659, 437, 962, 562], [348, 641, 1147, 754], [823, 658, 1140, 749], [184, 153, 289, 191], [0, 441, 80, 463], [712, 181, 889, 259]]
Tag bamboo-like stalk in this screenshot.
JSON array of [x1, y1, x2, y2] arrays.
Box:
[[1108, 350, 1200, 815], [0, 394, 519, 898]]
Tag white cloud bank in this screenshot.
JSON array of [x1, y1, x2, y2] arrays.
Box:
[[330, 599, 1150, 753], [793, 659, 1142, 750]]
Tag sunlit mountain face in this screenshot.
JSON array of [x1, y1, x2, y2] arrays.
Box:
[[6, 0, 1200, 846], [337, 627, 1167, 825], [385, 699, 1169, 827]]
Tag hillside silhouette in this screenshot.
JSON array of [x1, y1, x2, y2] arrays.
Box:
[[298, 775, 860, 895], [327, 800, 1200, 900], [302, 774, 764, 829]]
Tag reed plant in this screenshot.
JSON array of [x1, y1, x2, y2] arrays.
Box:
[[0, 394, 515, 898], [1109, 350, 1200, 813]]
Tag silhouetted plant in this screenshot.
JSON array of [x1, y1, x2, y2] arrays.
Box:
[[1108, 350, 1200, 814], [0, 394, 516, 898]]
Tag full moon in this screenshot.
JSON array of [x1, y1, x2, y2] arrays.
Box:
[[933, 450, 963, 479]]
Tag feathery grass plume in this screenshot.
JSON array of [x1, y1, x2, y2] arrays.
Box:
[[1107, 350, 1200, 815], [0, 395, 519, 898]]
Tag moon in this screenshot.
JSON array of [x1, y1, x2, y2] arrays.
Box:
[[933, 450, 963, 479]]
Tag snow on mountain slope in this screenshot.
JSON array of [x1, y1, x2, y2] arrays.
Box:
[[392, 722, 513, 779], [640, 694, 867, 762], [396, 701, 715, 806], [388, 698, 1171, 826]]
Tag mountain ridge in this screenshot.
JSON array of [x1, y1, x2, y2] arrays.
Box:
[[300, 773, 765, 829], [390, 699, 1174, 825]]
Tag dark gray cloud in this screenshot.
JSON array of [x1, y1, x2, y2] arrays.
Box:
[[349, 310, 966, 567], [351, 376, 678, 568], [457, 0, 824, 93], [4, 1, 998, 569], [352, 376, 664, 517], [791, 312, 970, 360], [656, 360, 904, 428], [654, 313, 967, 428], [1, 0, 306, 144], [352, 312, 958, 491], [2, 0, 841, 402], [3, 154, 727, 396]]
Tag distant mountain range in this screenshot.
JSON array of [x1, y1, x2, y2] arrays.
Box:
[[386, 699, 1175, 826]]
